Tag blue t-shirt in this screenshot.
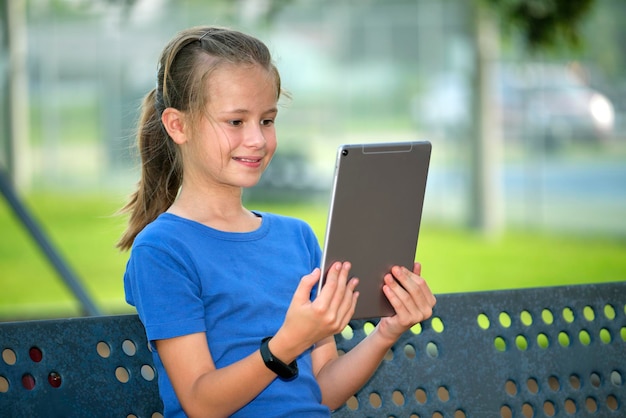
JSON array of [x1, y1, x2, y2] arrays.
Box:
[[124, 212, 329, 417]]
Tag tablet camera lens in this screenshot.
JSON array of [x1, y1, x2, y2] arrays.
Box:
[[341, 149, 349, 156]]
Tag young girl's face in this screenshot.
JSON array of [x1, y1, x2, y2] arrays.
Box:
[[182, 63, 279, 191]]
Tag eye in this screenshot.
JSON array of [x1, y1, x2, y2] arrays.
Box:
[[228, 120, 243, 126], [261, 118, 275, 126]]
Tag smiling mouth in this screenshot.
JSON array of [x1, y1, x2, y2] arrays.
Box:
[[233, 157, 262, 163]]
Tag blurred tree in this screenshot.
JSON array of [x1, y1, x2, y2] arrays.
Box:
[[468, 0, 598, 236], [483, 0, 596, 52]]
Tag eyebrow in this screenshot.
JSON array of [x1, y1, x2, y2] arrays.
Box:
[[220, 107, 278, 115]]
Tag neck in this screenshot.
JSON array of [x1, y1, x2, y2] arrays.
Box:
[[167, 185, 260, 233]]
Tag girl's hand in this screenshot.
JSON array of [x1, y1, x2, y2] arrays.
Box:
[[271, 262, 359, 360], [377, 262, 436, 344]]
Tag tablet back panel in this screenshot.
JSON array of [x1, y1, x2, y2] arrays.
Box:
[[320, 141, 431, 319]]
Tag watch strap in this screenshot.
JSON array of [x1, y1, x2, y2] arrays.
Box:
[[260, 336, 298, 380]]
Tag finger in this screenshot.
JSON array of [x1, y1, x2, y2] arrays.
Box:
[[327, 262, 352, 313], [336, 276, 359, 325], [413, 262, 422, 276], [385, 270, 434, 321], [314, 262, 343, 311], [294, 268, 321, 304]]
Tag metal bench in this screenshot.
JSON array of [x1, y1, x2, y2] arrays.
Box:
[[1, 282, 624, 417]]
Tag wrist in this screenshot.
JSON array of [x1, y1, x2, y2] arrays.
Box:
[[260, 336, 298, 380]]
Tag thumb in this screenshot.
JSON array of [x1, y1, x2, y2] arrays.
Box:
[[293, 268, 321, 302]]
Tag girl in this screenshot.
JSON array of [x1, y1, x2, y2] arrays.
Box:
[[118, 26, 436, 418]]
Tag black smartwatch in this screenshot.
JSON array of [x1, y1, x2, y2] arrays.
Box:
[[260, 336, 298, 380]]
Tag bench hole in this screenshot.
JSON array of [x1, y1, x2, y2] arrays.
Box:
[[341, 325, 353, 340], [437, 386, 449, 402], [583, 305, 595, 321], [543, 400, 556, 417], [520, 310, 533, 326], [346, 395, 358, 410], [548, 375, 560, 391], [122, 340, 137, 356], [541, 309, 554, 325], [477, 313, 490, 330], [0, 376, 9, 393], [599, 328, 612, 344], [521, 402, 534, 418], [431, 317, 444, 333], [141, 364, 156, 381], [383, 349, 393, 361], [569, 374, 581, 390], [505, 379, 517, 396], [392, 390, 405, 406], [433, 412, 443, 418], [494, 336, 506, 352], [558, 331, 570, 347], [454, 410, 467, 418], [604, 304, 616, 320], [426, 342, 439, 358], [2, 348, 17, 365], [590, 372, 601, 388], [115, 367, 130, 383], [21, 373, 36, 390], [499, 312, 511, 328], [500, 405, 512, 418], [562, 307, 574, 323], [621, 326, 626, 342], [96, 341, 111, 358], [610, 370, 622, 386], [48, 371, 62, 388], [585, 396, 598, 413], [515, 335, 528, 351], [151, 413, 163, 418], [127, 415, 137, 418], [403, 343, 416, 359], [363, 322, 375, 335], [537, 333, 549, 349], [526, 378, 539, 394], [578, 329, 591, 346], [607, 394, 618, 411], [29, 347, 43, 363], [414, 387, 427, 404], [368, 392, 382, 408], [564, 398, 577, 414], [410, 323, 422, 334]]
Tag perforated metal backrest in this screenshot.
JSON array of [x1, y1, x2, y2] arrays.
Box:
[[0, 314, 162, 418], [333, 282, 626, 418], [1, 283, 624, 418]]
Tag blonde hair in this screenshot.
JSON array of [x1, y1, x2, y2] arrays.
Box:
[[117, 26, 282, 251]]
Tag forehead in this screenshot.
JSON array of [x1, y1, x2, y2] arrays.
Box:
[[206, 63, 278, 102]]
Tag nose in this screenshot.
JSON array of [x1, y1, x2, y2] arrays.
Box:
[[245, 124, 266, 149]]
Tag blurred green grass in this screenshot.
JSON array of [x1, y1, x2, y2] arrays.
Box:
[[1, 193, 625, 320]]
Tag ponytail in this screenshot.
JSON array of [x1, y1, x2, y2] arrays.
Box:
[[116, 89, 182, 251]]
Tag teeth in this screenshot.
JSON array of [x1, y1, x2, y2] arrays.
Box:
[[236, 158, 260, 162]]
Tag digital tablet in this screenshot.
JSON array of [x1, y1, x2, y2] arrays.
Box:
[[318, 141, 432, 319]]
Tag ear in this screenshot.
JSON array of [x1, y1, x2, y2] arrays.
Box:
[[161, 107, 188, 145]]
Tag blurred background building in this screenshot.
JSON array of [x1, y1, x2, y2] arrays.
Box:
[[2, 0, 625, 236]]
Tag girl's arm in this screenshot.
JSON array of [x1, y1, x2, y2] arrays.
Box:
[[156, 263, 360, 418], [313, 262, 436, 410], [156, 333, 278, 418]]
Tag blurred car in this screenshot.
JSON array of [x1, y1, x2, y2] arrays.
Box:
[[499, 63, 615, 150], [416, 63, 615, 151]]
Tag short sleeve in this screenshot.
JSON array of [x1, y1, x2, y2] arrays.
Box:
[[124, 244, 206, 343]]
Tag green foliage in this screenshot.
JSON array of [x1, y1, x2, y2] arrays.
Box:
[[484, 0, 596, 52]]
